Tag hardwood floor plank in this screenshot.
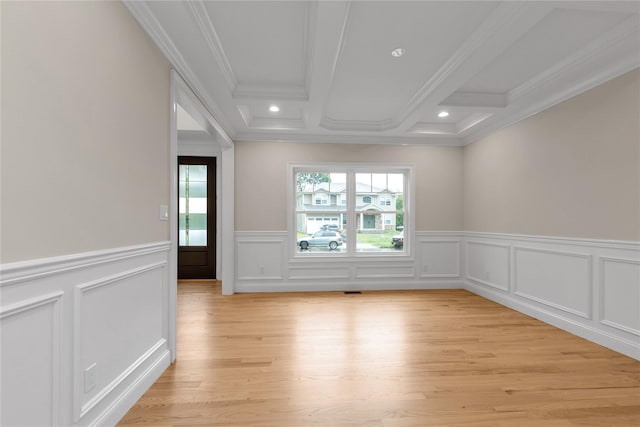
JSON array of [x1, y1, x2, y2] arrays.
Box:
[[118, 281, 640, 426]]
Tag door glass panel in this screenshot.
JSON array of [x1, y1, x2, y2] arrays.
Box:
[[179, 164, 207, 246]]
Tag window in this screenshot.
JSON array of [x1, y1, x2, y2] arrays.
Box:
[[314, 193, 328, 205], [292, 165, 410, 255]]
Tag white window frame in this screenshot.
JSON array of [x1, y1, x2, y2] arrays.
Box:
[[289, 163, 414, 259]]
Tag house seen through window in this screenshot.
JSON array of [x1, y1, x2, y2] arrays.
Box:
[[294, 166, 407, 254]]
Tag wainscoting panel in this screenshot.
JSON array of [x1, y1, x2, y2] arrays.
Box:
[[234, 231, 639, 359], [235, 231, 465, 292], [75, 263, 166, 419], [236, 235, 285, 281], [514, 247, 592, 319], [0, 242, 171, 427], [466, 241, 510, 291], [289, 266, 351, 280], [0, 292, 63, 427], [354, 264, 415, 279], [600, 257, 640, 336], [419, 240, 460, 278], [463, 232, 640, 360]]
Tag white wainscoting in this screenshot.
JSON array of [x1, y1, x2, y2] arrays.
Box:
[[514, 247, 592, 319], [0, 292, 63, 426], [600, 256, 640, 336], [235, 231, 639, 360], [235, 231, 465, 292], [0, 242, 171, 427], [464, 232, 640, 360], [466, 241, 510, 291]]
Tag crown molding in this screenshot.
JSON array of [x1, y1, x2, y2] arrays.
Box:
[[127, 1, 638, 148], [235, 131, 464, 147], [185, 0, 238, 92], [123, 1, 236, 141], [463, 14, 640, 146], [456, 113, 493, 135], [509, 15, 640, 103], [407, 123, 457, 135]]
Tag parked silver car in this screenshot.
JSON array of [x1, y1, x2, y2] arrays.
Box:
[[298, 231, 343, 250], [392, 230, 404, 248]]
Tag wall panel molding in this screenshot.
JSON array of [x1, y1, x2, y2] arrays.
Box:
[[0, 292, 63, 426], [513, 246, 592, 319], [355, 264, 415, 279], [73, 262, 168, 421], [236, 236, 286, 281], [234, 231, 464, 292], [463, 232, 639, 361], [289, 266, 351, 280], [599, 256, 640, 336], [465, 240, 510, 291], [464, 231, 639, 251], [418, 240, 460, 278], [0, 242, 171, 426]]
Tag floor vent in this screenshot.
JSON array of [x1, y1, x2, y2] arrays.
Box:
[[344, 291, 362, 294]]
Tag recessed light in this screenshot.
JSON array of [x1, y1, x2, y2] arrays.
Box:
[[269, 105, 280, 112], [391, 48, 405, 57], [438, 111, 449, 118]]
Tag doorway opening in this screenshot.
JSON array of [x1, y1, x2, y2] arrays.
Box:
[[178, 156, 216, 279]]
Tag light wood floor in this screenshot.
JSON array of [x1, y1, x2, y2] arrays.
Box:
[[119, 281, 640, 426]]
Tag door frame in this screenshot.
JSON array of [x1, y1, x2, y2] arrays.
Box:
[[169, 70, 235, 361]]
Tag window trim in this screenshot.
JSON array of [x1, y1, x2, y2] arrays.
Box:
[[288, 162, 414, 259]]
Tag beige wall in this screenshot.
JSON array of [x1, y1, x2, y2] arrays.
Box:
[[235, 142, 464, 231], [464, 69, 640, 241], [1, 2, 171, 263]]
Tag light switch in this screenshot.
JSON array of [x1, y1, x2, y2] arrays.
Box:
[[159, 205, 169, 221]]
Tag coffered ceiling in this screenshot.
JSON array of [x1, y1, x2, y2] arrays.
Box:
[[124, 1, 639, 146]]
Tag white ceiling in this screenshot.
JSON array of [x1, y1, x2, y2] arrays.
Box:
[[126, 1, 640, 146]]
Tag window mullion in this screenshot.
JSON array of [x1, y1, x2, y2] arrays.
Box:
[[347, 171, 356, 256]]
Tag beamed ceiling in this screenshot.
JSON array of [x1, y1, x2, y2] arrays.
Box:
[[125, 1, 640, 146]]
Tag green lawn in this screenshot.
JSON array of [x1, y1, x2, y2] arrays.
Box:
[[356, 229, 397, 248]]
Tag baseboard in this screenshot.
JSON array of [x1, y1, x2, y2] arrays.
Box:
[[235, 280, 465, 293], [90, 349, 171, 427], [465, 280, 640, 361]]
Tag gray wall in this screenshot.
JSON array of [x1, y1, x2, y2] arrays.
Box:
[[1, 1, 171, 262], [464, 69, 640, 241], [234, 142, 464, 232]]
